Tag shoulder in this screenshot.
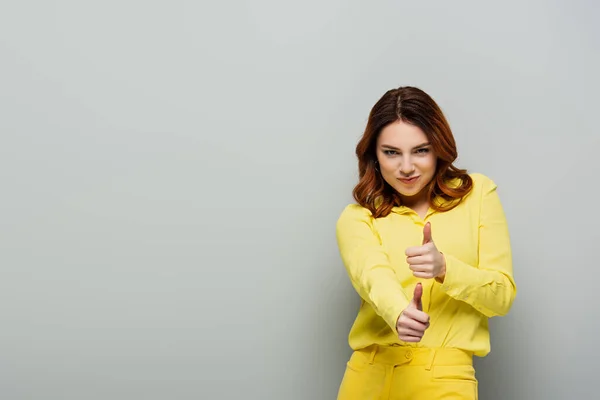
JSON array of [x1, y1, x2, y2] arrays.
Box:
[[336, 203, 376, 232], [468, 172, 498, 193], [462, 172, 501, 207], [440, 172, 497, 207], [469, 172, 493, 185], [337, 203, 372, 223]]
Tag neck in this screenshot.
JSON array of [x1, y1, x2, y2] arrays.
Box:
[[400, 191, 430, 210]]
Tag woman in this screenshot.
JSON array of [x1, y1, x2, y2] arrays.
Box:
[[335, 86, 516, 400]]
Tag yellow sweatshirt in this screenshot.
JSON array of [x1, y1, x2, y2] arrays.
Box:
[[335, 173, 516, 357]]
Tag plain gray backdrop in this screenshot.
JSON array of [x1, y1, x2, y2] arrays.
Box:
[[1, 1, 598, 399]]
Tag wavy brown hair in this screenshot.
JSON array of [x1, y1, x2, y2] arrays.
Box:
[[353, 86, 473, 218]]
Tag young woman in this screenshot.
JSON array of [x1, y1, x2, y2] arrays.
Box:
[[335, 86, 516, 400]]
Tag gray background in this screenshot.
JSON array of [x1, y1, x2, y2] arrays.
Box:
[[1, 1, 598, 399]]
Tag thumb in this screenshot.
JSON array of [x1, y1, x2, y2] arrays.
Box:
[[411, 282, 423, 311], [422, 222, 432, 245]]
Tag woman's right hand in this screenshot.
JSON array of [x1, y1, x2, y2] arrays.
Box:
[[396, 283, 430, 342]]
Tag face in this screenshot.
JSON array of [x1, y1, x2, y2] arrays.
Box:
[[375, 119, 437, 205]]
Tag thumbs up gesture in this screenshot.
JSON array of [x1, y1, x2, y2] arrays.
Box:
[[396, 283, 430, 342], [405, 222, 446, 280]]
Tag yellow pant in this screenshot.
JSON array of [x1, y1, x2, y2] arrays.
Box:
[[337, 345, 478, 400]]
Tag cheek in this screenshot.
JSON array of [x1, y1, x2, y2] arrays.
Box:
[[420, 158, 437, 175], [378, 159, 395, 173], [379, 163, 398, 183]]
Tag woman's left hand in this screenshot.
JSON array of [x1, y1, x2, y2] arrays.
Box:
[[405, 222, 446, 280]]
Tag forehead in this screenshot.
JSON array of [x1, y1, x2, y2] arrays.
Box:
[[377, 120, 428, 148]]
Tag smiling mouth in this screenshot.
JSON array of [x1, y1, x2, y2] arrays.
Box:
[[398, 176, 419, 184]]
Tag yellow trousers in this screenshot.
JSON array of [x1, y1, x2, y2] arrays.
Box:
[[337, 345, 478, 400]]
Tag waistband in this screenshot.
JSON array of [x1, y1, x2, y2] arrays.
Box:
[[354, 345, 473, 371]]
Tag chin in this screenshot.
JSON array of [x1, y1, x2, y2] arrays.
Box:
[[395, 188, 421, 197], [393, 182, 428, 197]]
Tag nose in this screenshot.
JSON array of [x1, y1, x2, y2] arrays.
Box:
[[399, 156, 415, 176]]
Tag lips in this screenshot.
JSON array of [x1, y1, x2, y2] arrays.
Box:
[[398, 176, 419, 184]]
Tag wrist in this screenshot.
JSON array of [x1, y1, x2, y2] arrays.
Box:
[[395, 311, 404, 333], [436, 252, 446, 283]]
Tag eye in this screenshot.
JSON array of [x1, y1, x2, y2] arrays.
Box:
[[415, 148, 430, 154], [383, 149, 398, 156]]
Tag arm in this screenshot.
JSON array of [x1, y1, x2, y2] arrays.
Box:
[[439, 178, 517, 317], [336, 204, 411, 332]]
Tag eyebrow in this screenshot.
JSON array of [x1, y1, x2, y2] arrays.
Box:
[[380, 142, 431, 151]]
